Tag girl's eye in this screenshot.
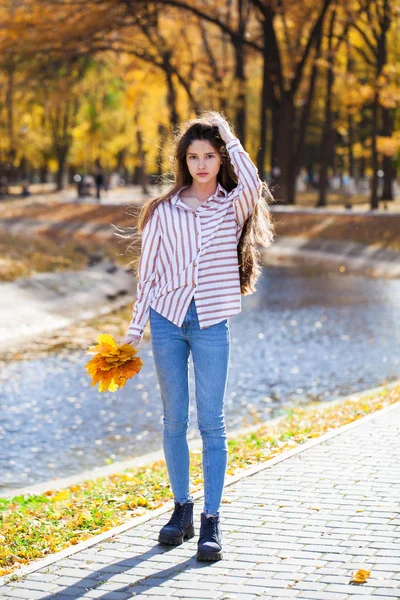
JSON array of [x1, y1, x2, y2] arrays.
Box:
[[188, 155, 215, 159]]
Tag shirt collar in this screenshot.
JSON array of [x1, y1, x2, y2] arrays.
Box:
[[171, 181, 227, 205]]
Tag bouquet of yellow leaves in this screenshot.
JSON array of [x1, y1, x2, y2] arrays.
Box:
[[85, 333, 144, 392]]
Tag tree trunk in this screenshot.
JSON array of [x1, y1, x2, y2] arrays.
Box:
[[273, 95, 295, 203], [348, 111, 355, 178], [292, 36, 322, 205], [359, 156, 366, 179], [135, 118, 149, 195], [6, 65, 16, 177], [260, 0, 331, 203], [232, 39, 246, 143], [370, 0, 390, 210], [370, 91, 380, 209], [156, 124, 168, 181], [56, 151, 67, 191], [317, 10, 336, 207], [318, 67, 334, 205], [381, 107, 394, 201], [116, 148, 126, 173], [165, 67, 179, 129], [257, 20, 273, 178], [271, 101, 279, 182], [40, 159, 49, 184], [347, 51, 355, 180]]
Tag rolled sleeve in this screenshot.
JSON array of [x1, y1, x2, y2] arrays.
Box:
[[226, 138, 262, 227]]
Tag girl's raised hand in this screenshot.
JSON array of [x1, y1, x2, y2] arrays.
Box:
[[208, 114, 236, 145]]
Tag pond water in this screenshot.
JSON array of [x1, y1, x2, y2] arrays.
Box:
[[1, 264, 399, 490]]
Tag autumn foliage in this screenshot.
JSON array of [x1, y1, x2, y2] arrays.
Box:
[[85, 333, 143, 392], [0, 0, 399, 207]]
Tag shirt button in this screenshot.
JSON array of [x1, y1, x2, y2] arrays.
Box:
[[194, 262, 197, 267], [193, 283, 197, 287]]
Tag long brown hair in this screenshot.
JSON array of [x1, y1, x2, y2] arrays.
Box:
[[115, 110, 276, 295]]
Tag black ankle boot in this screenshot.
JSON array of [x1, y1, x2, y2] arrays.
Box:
[[158, 500, 195, 545], [196, 512, 223, 561]]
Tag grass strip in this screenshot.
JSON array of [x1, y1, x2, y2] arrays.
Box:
[[0, 382, 399, 577]]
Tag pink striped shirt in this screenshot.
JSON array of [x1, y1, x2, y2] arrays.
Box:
[[127, 137, 262, 340]]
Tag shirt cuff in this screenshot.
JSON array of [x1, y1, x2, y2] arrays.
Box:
[[225, 138, 243, 152], [127, 324, 144, 338]]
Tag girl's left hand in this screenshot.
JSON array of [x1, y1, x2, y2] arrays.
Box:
[[208, 114, 236, 145]]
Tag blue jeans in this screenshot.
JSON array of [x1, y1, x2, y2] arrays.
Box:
[[149, 296, 230, 516]]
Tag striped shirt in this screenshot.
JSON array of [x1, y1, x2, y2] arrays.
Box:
[[127, 137, 262, 340]]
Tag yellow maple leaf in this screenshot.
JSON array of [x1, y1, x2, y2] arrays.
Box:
[[51, 490, 70, 502], [72, 510, 92, 526], [350, 569, 371, 584], [96, 333, 118, 347]]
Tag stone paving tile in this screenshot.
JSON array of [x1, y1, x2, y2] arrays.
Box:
[[1, 402, 399, 600]]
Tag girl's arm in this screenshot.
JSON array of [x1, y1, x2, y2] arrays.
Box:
[[126, 210, 161, 342], [226, 137, 263, 227]]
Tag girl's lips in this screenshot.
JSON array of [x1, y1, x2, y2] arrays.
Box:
[[198, 173, 208, 176]]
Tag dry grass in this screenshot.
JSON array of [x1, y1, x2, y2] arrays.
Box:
[[272, 211, 400, 251]]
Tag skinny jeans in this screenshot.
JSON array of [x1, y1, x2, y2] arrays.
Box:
[[149, 296, 230, 516]]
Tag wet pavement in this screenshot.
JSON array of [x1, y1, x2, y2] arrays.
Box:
[[1, 264, 399, 490]]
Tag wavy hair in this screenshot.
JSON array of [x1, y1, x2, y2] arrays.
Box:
[[115, 110, 276, 295]]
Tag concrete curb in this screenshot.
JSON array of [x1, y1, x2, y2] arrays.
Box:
[[0, 261, 137, 356], [1, 379, 398, 588]]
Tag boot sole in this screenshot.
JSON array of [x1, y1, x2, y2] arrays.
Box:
[[196, 550, 223, 561], [158, 525, 195, 546]]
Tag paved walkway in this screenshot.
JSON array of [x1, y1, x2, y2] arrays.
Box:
[[1, 402, 399, 600]]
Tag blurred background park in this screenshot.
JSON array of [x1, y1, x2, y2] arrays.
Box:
[[0, 0, 399, 494], [0, 0, 400, 208]]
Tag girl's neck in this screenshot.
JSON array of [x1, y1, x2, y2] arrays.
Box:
[[187, 179, 218, 202]]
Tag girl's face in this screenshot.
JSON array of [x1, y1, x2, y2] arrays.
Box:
[[186, 139, 222, 184]]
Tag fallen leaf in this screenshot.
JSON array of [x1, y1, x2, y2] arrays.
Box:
[[350, 569, 371, 584], [51, 490, 70, 502]]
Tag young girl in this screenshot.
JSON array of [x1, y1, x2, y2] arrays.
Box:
[[119, 111, 275, 561]]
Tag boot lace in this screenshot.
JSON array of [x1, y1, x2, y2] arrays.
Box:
[[201, 515, 219, 542], [168, 502, 188, 528]]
